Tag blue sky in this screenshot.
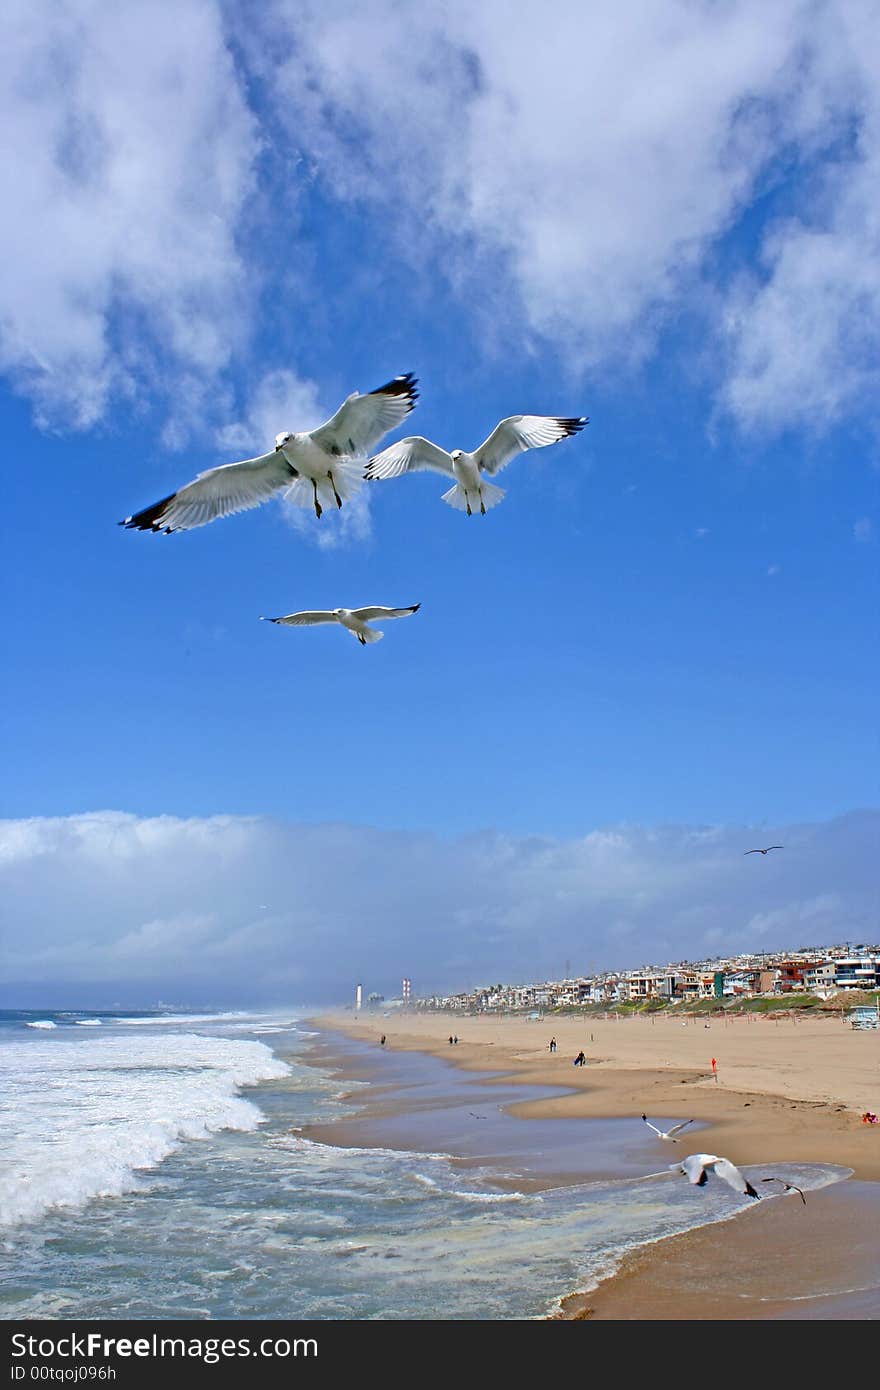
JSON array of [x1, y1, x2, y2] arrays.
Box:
[[1, 1, 877, 1003]]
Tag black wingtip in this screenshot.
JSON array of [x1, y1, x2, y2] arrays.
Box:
[[560, 416, 588, 434], [119, 493, 177, 533], [745, 1182, 759, 1199], [373, 372, 419, 405], [412, 603, 421, 613], [641, 1113, 647, 1121]]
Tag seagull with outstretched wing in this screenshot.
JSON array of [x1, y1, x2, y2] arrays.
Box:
[[672, 1153, 758, 1199], [760, 1177, 806, 1204], [121, 373, 418, 532], [365, 414, 587, 516], [261, 604, 420, 646], [744, 846, 784, 855], [641, 1114, 696, 1143]]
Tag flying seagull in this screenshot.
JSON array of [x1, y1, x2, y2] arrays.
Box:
[[641, 1114, 696, 1143], [671, 1153, 758, 1199], [744, 846, 784, 855], [260, 604, 420, 646], [121, 373, 418, 531], [364, 414, 587, 516], [760, 1177, 806, 1204]]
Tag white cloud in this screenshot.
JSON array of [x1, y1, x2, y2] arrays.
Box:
[[215, 369, 323, 458], [256, 0, 880, 430], [722, 4, 880, 433], [0, 0, 258, 429], [1, 810, 875, 1003], [3, 1, 879, 442]]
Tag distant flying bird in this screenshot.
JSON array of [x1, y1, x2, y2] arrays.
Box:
[[744, 846, 784, 855], [641, 1114, 696, 1143], [760, 1177, 806, 1204], [364, 414, 587, 516], [261, 604, 420, 646], [671, 1153, 758, 1199], [121, 373, 418, 531]]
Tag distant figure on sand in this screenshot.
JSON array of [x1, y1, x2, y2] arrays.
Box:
[[453, 1035, 459, 1044], [449, 1035, 454, 1045], [711, 1057, 718, 1079], [380, 1035, 386, 1046], [574, 1050, 586, 1067], [549, 1037, 557, 1053]]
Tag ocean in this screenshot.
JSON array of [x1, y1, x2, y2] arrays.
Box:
[[0, 1008, 847, 1320]]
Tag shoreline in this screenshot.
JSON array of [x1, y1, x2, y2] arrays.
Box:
[[303, 1008, 880, 1319]]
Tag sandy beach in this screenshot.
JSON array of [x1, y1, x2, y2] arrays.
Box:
[[309, 1008, 880, 1318]]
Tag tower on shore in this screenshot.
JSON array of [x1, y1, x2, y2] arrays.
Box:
[[402, 977, 412, 1007], [355, 983, 363, 1011]]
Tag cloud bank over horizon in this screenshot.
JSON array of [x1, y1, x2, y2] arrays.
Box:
[[2, 809, 876, 1006], [2, 0, 879, 441]]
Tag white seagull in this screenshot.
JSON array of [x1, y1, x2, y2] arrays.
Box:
[[364, 414, 587, 516], [672, 1153, 759, 1199], [744, 846, 784, 855], [641, 1113, 696, 1143], [260, 604, 420, 646], [121, 373, 418, 532]]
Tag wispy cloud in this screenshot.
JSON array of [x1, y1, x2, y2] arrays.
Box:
[[0, 0, 258, 431], [2, 1, 879, 446]]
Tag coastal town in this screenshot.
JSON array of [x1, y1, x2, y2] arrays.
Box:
[[409, 943, 880, 1015]]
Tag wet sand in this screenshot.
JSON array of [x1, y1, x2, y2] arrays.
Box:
[[306, 1009, 880, 1319]]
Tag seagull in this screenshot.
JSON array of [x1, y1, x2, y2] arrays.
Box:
[[260, 604, 420, 646], [641, 1114, 696, 1143], [121, 373, 418, 531], [744, 846, 783, 855], [760, 1177, 806, 1204], [364, 414, 587, 516], [671, 1153, 758, 1199]]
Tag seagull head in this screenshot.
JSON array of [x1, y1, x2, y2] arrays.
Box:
[[275, 431, 293, 451], [450, 449, 464, 461]]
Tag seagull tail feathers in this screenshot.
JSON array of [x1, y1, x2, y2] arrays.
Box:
[[441, 481, 505, 514], [352, 627, 383, 645]]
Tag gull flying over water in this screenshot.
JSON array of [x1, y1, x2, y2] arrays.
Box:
[[641, 1114, 696, 1143], [260, 604, 420, 646], [364, 414, 587, 516], [744, 846, 784, 856], [121, 373, 418, 532], [672, 1153, 758, 1199], [760, 1177, 806, 1204]]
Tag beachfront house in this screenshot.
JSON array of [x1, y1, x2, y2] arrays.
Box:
[[802, 961, 835, 995], [832, 955, 880, 990]]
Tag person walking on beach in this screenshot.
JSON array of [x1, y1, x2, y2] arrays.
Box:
[[574, 1050, 586, 1067], [380, 1035, 386, 1046], [711, 1056, 718, 1080], [453, 1035, 459, 1044], [449, 1035, 454, 1045], [549, 1036, 557, 1053]]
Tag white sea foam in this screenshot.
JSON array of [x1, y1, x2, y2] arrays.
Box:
[[411, 1173, 532, 1203], [116, 1012, 253, 1027], [0, 1032, 289, 1229], [24, 1020, 56, 1029], [75, 1019, 102, 1026]]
